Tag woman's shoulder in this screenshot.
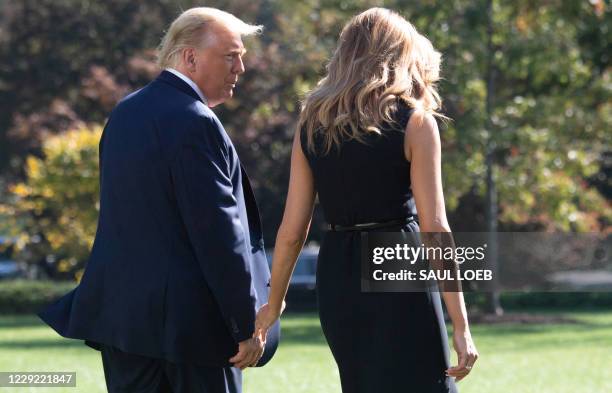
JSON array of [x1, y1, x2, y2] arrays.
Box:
[[298, 123, 323, 159], [404, 109, 440, 148], [406, 109, 438, 132]]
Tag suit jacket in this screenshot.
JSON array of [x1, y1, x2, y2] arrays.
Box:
[[38, 70, 280, 367]]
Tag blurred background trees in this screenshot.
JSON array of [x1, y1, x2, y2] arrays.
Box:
[[0, 0, 609, 279], [1, 127, 101, 279]]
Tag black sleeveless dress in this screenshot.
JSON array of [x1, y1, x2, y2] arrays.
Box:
[[300, 102, 458, 393]]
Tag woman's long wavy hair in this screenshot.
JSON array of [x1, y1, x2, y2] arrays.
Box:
[[300, 8, 447, 154]]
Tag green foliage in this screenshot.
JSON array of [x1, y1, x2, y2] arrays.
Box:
[[0, 0, 610, 264], [0, 0, 210, 171], [1, 127, 102, 278], [0, 279, 77, 313], [229, 0, 611, 236]]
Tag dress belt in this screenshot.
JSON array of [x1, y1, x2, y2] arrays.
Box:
[[328, 216, 415, 231]]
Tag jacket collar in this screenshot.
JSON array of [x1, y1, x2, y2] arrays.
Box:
[[156, 70, 206, 105]]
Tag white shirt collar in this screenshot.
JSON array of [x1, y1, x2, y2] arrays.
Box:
[[165, 68, 208, 106]]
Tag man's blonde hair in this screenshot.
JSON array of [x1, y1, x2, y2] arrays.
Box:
[[157, 7, 263, 69]]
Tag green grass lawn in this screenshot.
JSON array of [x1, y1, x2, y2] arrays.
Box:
[[0, 309, 611, 393]]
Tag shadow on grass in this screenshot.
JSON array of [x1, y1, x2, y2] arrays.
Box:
[[0, 313, 329, 350], [278, 312, 328, 346], [0, 339, 85, 349], [0, 315, 45, 329], [468, 312, 612, 351], [2, 311, 609, 352], [468, 307, 612, 332], [281, 324, 327, 345], [472, 321, 612, 336]]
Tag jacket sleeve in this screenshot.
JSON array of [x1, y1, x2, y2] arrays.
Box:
[[170, 114, 256, 343]]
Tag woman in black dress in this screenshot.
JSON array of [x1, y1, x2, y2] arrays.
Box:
[[256, 8, 478, 392]]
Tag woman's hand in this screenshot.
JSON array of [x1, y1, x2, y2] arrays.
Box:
[[446, 327, 479, 382], [255, 301, 286, 341]]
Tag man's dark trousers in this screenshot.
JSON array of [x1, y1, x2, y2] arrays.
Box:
[[100, 344, 241, 393]]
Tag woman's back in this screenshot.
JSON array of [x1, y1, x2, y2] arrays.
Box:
[[300, 101, 416, 225], [299, 100, 457, 393], [259, 7, 475, 392]]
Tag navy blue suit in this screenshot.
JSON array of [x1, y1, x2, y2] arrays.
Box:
[[38, 71, 280, 370]]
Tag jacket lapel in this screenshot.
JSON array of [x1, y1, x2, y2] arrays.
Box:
[[157, 70, 263, 249], [240, 164, 265, 251]]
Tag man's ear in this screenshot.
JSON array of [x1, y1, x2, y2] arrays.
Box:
[[182, 48, 197, 72]]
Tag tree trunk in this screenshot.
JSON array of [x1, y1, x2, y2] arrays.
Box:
[[484, 0, 503, 316]]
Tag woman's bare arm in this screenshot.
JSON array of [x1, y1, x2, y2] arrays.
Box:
[[265, 129, 316, 315], [405, 111, 478, 381], [405, 112, 469, 329]]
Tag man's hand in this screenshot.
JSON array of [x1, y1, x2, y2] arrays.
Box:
[[229, 331, 266, 370]]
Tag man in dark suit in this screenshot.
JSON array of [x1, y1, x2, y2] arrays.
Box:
[[38, 7, 280, 393]]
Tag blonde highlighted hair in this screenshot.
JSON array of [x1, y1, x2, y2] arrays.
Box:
[[300, 7, 447, 154], [157, 7, 263, 69]]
